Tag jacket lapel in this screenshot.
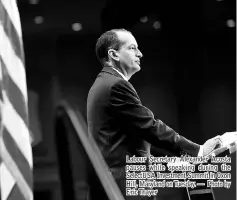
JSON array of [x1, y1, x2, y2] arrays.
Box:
[[101, 66, 139, 99]]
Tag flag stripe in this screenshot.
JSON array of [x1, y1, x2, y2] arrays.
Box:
[[0, 0, 22, 38], [6, 184, 25, 200], [0, 163, 15, 200], [0, 138, 32, 200], [0, 58, 28, 126], [0, 1, 33, 200], [2, 128, 32, 189], [1, 93, 32, 167], [0, 60, 3, 102], [0, 1, 24, 64], [0, 27, 27, 101]]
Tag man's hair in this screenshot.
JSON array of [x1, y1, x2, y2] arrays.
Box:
[[95, 28, 131, 65]]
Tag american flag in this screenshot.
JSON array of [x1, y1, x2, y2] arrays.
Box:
[[0, 0, 33, 200]]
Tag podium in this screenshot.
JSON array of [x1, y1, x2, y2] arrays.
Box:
[[187, 142, 236, 200], [212, 151, 236, 200]]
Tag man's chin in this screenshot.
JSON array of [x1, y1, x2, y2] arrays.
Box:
[[127, 65, 141, 77], [136, 65, 141, 71]]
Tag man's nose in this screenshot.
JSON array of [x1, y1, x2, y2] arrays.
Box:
[[137, 49, 143, 58]]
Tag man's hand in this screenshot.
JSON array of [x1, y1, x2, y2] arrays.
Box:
[[202, 135, 222, 156], [220, 131, 237, 147]]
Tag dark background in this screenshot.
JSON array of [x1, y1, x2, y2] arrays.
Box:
[[16, 0, 236, 199]]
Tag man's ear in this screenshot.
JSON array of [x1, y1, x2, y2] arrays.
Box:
[[108, 49, 119, 61]]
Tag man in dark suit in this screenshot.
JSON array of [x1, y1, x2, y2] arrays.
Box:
[[87, 28, 221, 199]]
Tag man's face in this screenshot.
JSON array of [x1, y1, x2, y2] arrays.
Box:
[[116, 31, 143, 74]]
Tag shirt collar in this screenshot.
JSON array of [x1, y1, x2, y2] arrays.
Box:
[[111, 67, 128, 81]]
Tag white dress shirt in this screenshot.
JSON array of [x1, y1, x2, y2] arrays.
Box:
[[111, 67, 128, 81]]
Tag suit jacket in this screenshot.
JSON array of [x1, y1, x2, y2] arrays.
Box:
[[87, 66, 199, 199]]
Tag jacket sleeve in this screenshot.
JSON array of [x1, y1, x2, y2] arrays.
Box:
[[110, 80, 200, 156]]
